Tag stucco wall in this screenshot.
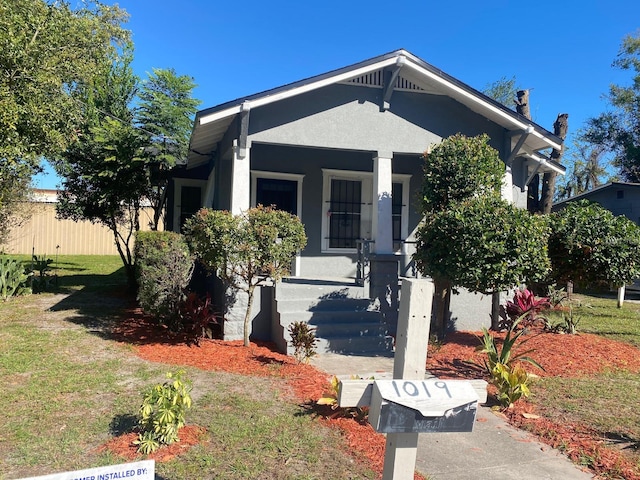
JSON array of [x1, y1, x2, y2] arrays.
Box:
[[248, 84, 507, 157]]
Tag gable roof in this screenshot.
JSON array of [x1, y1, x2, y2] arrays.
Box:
[[554, 182, 640, 207], [189, 49, 564, 171]]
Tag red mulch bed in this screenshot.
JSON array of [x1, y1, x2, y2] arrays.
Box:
[[426, 330, 640, 480], [107, 310, 640, 479]]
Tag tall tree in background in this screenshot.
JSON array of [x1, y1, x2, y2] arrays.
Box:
[[555, 137, 610, 200], [583, 33, 640, 182], [483, 76, 519, 109], [54, 49, 146, 286], [137, 69, 201, 230], [0, 0, 128, 241]]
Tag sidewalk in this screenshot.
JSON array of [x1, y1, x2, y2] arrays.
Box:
[[310, 353, 595, 480]]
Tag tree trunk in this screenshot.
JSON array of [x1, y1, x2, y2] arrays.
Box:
[[491, 292, 501, 330], [431, 276, 451, 340], [516, 90, 542, 213], [527, 175, 540, 213], [540, 113, 569, 214], [515, 90, 531, 119], [243, 283, 256, 347]]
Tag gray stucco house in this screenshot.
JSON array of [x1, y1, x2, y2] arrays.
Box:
[[168, 49, 565, 354], [553, 182, 640, 224]]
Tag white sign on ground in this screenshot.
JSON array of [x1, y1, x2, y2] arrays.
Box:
[[20, 460, 154, 480]]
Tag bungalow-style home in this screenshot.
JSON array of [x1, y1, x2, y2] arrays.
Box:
[[553, 182, 640, 224], [168, 49, 564, 354]]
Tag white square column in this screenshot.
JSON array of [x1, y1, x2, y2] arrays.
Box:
[[372, 154, 394, 254], [231, 140, 250, 215]]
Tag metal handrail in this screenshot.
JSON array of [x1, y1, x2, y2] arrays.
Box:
[[355, 239, 374, 286]]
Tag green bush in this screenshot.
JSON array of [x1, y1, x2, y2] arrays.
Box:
[[134, 370, 193, 454], [549, 200, 640, 289], [0, 256, 31, 300], [134, 231, 194, 330]]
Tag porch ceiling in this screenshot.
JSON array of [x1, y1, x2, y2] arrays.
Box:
[[187, 49, 564, 171]]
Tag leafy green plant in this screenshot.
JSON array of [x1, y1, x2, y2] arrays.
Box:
[[288, 321, 317, 363], [184, 205, 307, 347], [135, 231, 194, 331], [134, 370, 193, 454], [547, 283, 568, 307], [477, 318, 544, 408], [28, 255, 57, 293], [548, 303, 585, 334], [0, 256, 31, 300], [492, 363, 534, 407]]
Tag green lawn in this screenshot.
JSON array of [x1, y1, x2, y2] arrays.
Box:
[[0, 256, 376, 480], [530, 292, 640, 476]]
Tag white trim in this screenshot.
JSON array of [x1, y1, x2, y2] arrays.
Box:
[[250, 170, 305, 277], [250, 170, 305, 220], [321, 168, 411, 254], [172, 178, 207, 232], [523, 152, 566, 175], [198, 57, 400, 126], [403, 62, 563, 152]]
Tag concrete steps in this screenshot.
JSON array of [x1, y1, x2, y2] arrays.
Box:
[[275, 278, 395, 355]]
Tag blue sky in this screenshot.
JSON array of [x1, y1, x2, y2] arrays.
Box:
[[35, 0, 640, 188]]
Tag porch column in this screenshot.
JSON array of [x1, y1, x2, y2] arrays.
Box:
[[372, 154, 394, 254], [230, 139, 250, 215], [501, 160, 513, 203], [370, 153, 399, 336]]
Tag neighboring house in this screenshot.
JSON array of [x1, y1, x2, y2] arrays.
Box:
[[169, 49, 564, 353], [553, 182, 640, 223], [4, 189, 160, 256]]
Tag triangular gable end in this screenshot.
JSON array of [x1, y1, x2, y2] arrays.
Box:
[[189, 49, 564, 172]]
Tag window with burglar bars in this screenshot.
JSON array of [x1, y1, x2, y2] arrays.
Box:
[[329, 179, 361, 248]]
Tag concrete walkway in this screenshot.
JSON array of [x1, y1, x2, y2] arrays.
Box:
[[310, 353, 595, 480]]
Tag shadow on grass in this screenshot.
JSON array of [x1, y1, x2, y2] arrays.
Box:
[[110, 413, 138, 437], [46, 266, 144, 341]]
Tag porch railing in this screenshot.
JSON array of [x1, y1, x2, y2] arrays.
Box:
[[356, 239, 420, 286], [355, 239, 374, 286]]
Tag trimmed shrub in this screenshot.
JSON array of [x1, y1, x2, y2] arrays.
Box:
[[135, 231, 194, 330]]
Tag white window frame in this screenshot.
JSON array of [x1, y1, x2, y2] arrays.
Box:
[[251, 170, 305, 277], [321, 168, 410, 254], [172, 178, 207, 233], [250, 170, 304, 219]]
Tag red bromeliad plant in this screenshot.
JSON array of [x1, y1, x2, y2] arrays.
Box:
[[504, 288, 550, 329]]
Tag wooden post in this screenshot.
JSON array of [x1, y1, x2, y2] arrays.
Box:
[[382, 278, 433, 480]]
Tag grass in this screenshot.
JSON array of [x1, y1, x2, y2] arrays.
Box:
[[5, 254, 127, 291], [0, 256, 376, 480], [529, 292, 640, 474]]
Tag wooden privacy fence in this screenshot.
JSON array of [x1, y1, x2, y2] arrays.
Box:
[[3, 198, 161, 256]]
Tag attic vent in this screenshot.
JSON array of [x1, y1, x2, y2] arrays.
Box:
[[344, 72, 424, 92], [347, 71, 384, 87], [395, 76, 424, 92]]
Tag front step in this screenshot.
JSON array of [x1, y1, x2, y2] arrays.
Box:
[[275, 278, 395, 356]]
